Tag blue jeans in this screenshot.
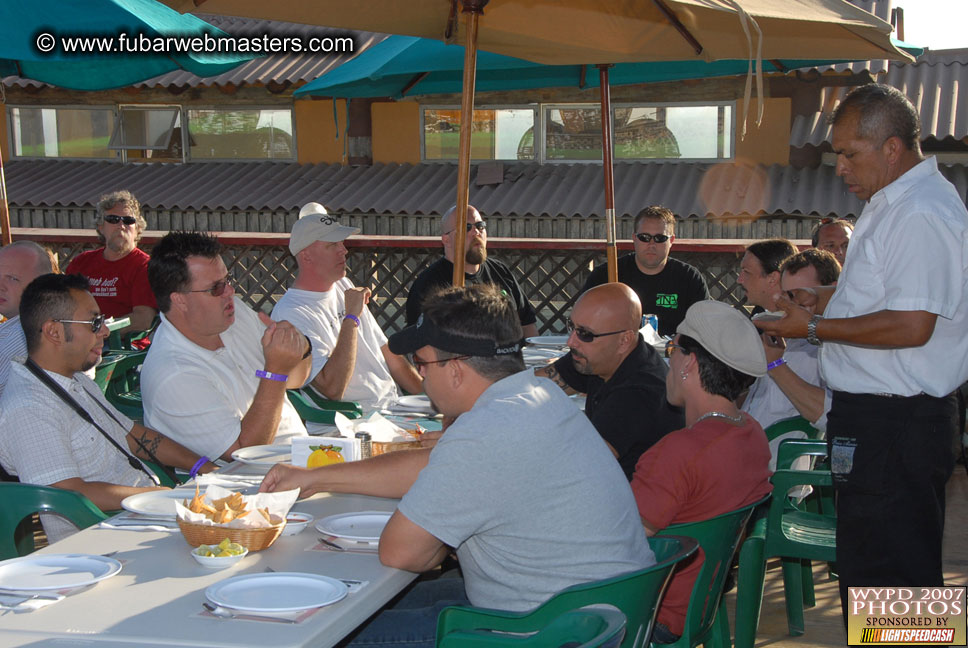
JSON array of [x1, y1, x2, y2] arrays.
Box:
[[347, 577, 470, 647]]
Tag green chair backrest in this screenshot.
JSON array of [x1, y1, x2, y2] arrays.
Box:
[[102, 351, 147, 422], [0, 483, 107, 559], [439, 605, 627, 648], [656, 496, 770, 647], [287, 388, 363, 425], [436, 536, 699, 648], [764, 416, 820, 471]]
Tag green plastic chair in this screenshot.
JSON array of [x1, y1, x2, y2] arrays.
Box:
[[652, 495, 769, 648], [435, 535, 699, 648], [439, 605, 627, 648], [287, 388, 363, 425], [734, 439, 836, 647], [0, 483, 107, 559], [101, 351, 148, 422]]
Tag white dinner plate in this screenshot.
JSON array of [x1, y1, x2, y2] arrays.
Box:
[[525, 335, 569, 348], [0, 553, 122, 591], [394, 395, 435, 413], [121, 488, 198, 518], [206, 572, 347, 613], [231, 443, 292, 466], [315, 511, 392, 542]]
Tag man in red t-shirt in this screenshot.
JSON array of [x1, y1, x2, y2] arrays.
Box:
[[631, 301, 772, 644], [66, 190, 157, 334]]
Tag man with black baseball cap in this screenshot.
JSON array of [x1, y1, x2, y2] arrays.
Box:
[[261, 283, 651, 648]]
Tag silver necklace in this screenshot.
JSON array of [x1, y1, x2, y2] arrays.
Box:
[[694, 411, 744, 425]]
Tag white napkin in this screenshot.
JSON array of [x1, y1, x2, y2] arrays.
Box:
[[334, 411, 416, 443], [0, 592, 64, 612], [192, 474, 261, 491]]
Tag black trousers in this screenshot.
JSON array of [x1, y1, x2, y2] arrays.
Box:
[[827, 390, 957, 623]]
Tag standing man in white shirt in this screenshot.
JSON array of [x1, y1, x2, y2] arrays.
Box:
[[273, 203, 422, 411], [141, 232, 311, 462], [759, 83, 968, 621], [0, 241, 55, 396]]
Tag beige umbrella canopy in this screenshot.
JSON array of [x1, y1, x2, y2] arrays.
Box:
[[162, 0, 910, 283]]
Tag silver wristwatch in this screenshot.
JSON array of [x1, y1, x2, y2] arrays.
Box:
[[807, 314, 823, 346]]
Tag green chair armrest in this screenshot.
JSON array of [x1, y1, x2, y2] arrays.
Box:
[[776, 439, 828, 471], [439, 605, 546, 639], [299, 388, 363, 417]]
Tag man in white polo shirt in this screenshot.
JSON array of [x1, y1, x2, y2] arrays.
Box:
[[272, 203, 422, 411], [141, 232, 311, 462], [759, 83, 968, 621]]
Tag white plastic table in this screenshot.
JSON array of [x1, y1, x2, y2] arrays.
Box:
[[0, 489, 416, 648]]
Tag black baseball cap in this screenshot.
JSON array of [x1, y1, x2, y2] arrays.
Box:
[[388, 313, 523, 357]]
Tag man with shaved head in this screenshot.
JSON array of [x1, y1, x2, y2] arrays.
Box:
[[405, 204, 538, 337], [0, 241, 56, 396], [537, 283, 683, 479]]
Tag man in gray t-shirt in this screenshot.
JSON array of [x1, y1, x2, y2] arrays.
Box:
[[261, 284, 652, 648]]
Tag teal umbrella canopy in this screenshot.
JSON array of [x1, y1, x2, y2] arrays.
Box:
[[0, 0, 250, 90], [296, 35, 923, 99]]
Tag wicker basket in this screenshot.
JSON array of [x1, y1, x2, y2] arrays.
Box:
[[177, 518, 285, 551]]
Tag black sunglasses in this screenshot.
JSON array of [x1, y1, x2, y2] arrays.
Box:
[[412, 354, 469, 372], [53, 313, 106, 333], [103, 214, 138, 226], [664, 340, 685, 358], [635, 233, 670, 244], [446, 221, 487, 235], [184, 277, 231, 297], [566, 319, 627, 343]]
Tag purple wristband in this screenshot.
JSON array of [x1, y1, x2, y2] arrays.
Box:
[[256, 369, 288, 382], [767, 358, 786, 371], [344, 314, 361, 328], [189, 456, 209, 478]]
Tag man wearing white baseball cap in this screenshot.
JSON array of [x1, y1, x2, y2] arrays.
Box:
[[631, 300, 773, 644], [273, 203, 422, 411]]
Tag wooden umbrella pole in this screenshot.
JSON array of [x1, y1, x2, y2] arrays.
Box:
[[598, 64, 618, 283], [0, 144, 10, 246], [452, 2, 485, 287]]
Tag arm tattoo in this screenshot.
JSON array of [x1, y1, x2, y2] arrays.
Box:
[[134, 429, 162, 459]]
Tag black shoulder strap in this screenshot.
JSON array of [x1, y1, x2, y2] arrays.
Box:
[[22, 359, 167, 486]]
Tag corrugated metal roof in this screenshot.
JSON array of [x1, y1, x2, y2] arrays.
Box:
[[791, 48, 968, 147], [3, 15, 386, 90], [12, 158, 966, 220]]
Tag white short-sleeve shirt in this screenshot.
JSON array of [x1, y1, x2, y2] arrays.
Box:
[[0, 316, 27, 398], [821, 157, 968, 397], [272, 279, 399, 410], [141, 298, 306, 459]]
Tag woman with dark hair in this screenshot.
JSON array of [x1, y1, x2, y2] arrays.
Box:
[[631, 300, 773, 644]]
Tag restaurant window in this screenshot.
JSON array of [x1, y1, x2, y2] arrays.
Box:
[[421, 102, 733, 162], [545, 103, 732, 161], [422, 107, 537, 161], [187, 108, 295, 160], [8, 107, 116, 159], [108, 105, 183, 163]]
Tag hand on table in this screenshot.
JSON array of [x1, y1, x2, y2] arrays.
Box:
[[260, 463, 322, 498]]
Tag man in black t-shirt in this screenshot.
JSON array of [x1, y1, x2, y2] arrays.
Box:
[[405, 205, 538, 336], [536, 283, 684, 479], [582, 205, 708, 337]]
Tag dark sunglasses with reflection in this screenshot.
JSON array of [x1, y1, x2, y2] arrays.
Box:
[[184, 277, 232, 297], [445, 221, 487, 235], [635, 232, 670, 243], [103, 214, 138, 226], [566, 319, 628, 343], [53, 313, 106, 333]]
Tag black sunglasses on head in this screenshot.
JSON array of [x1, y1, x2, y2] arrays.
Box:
[[635, 233, 670, 244], [566, 319, 627, 343], [53, 313, 106, 333], [103, 214, 138, 226]]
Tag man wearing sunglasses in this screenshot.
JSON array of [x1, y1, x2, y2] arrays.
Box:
[[261, 284, 651, 647], [273, 203, 423, 411], [0, 241, 55, 397], [405, 204, 538, 337], [0, 273, 216, 541], [536, 283, 683, 479], [65, 191, 158, 335], [141, 232, 311, 462], [582, 205, 708, 337]]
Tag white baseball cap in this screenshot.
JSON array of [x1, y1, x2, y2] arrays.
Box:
[[289, 202, 360, 255]]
